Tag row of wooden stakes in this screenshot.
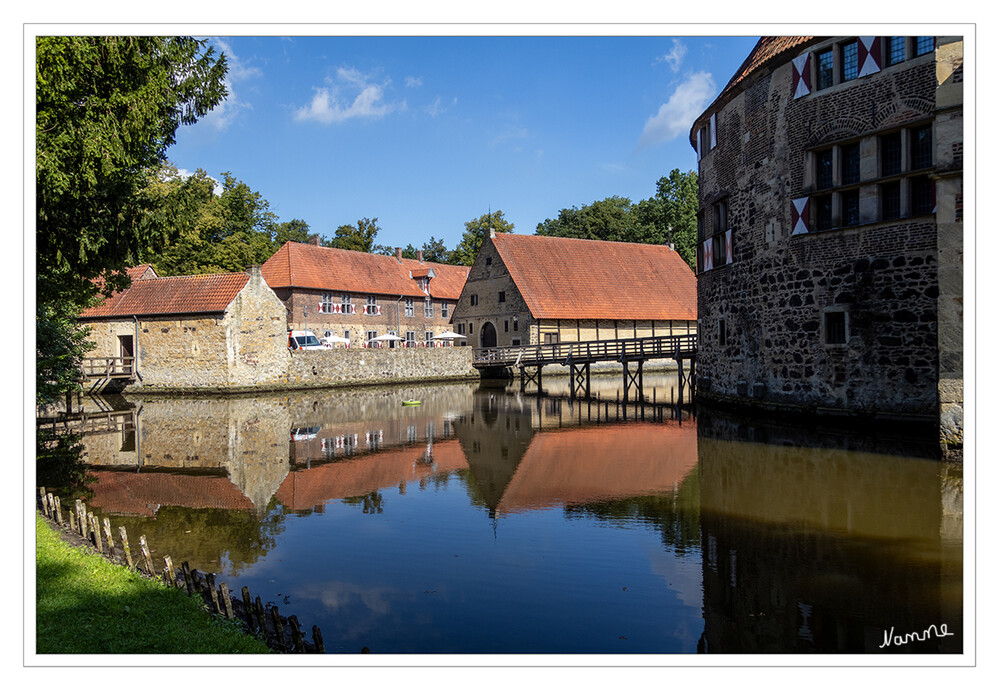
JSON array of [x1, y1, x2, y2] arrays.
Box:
[[37, 487, 325, 654]]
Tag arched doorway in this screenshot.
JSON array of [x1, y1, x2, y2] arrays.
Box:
[[480, 321, 497, 348]]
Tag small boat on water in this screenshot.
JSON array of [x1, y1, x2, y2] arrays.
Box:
[[402, 400, 421, 406]]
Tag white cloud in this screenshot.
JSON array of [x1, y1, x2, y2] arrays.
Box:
[[294, 67, 397, 124], [405, 76, 423, 88], [198, 38, 260, 132], [425, 95, 457, 117], [655, 39, 687, 72], [638, 71, 716, 149]]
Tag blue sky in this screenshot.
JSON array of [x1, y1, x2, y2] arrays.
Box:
[[167, 34, 761, 252]]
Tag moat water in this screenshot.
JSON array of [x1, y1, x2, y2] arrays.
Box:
[[41, 373, 963, 655]]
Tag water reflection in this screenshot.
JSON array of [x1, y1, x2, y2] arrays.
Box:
[[40, 375, 962, 654]]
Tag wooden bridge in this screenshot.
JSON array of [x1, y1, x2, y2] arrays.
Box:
[[80, 357, 136, 393], [473, 334, 697, 399]]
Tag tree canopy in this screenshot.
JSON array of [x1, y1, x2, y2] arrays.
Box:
[[36, 36, 228, 303], [450, 210, 515, 266], [330, 217, 381, 253]]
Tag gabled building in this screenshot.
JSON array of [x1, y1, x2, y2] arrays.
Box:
[[262, 240, 470, 348], [79, 265, 289, 388], [690, 35, 963, 450], [450, 232, 697, 348]]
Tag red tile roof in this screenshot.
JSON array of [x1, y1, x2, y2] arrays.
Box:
[[490, 233, 696, 321], [86, 470, 254, 516], [79, 272, 250, 319], [262, 242, 469, 300], [690, 36, 818, 145], [496, 422, 698, 515]]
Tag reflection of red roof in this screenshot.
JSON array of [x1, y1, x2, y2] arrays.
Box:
[[261, 241, 469, 300], [80, 272, 249, 319], [85, 470, 254, 517], [491, 234, 696, 321], [496, 423, 697, 515], [274, 439, 468, 510]]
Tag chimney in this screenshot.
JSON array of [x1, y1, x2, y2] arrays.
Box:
[[489, 228, 496, 239], [308, 234, 321, 246], [416, 250, 423, 263], [245, 264, 263, 281], [667, 243, 675, 251], [395, 247, 403, 263]]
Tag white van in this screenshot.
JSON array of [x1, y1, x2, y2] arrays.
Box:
[[287, 330, 325, 350]]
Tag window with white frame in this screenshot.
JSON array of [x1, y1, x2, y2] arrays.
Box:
[[424, 298, 434, 318], [441, 301, 449, 318], [320, 292, 335, 313], [406, 331, 416, 347], [366, 296, 378, 315], [404, 298, 415, 317]]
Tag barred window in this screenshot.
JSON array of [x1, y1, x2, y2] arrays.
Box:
[[881, 181, 901, 221], [816, 48, 834, 90], [910, 125, 933, 170], [911, 176, 935, 216], [842, 190, 860, 226], [841, 40, 858, 81], [816, 149, 834, 189], [881, 132, 902, 176], [886, 36, 906, 65], [841, 143, 860, 185], [915, 36, 935, 56]]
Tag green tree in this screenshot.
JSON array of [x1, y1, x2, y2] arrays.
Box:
[[36, 36, 227, 303], [420, 236, 451, 263], [330, 217, 380, 253], [536, 196, 639, 242], [36, 36, 227, 405], [450, 210, 514, 266], [632, 169, 699, 269], [274, 219, 313, 246]]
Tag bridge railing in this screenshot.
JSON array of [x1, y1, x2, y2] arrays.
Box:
[[81, 357, 135, 379], [473, 334, 697, 368]]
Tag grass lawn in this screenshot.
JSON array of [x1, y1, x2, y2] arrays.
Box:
[[35, 514, 271, 654]]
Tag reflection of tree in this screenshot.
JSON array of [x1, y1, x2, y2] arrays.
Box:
[[342, 491, 384, 515], [37, 430, 94, 498], [90, 498, 289, 576], [564, 470, 701, 555]]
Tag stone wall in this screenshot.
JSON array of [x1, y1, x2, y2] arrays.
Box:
[[225, 266, 292, 387], [695, 37, 961, 426], [286, 347, 477, 388]]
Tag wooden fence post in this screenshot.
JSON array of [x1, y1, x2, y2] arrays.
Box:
[[205, 573, 222, 615], [254, 597, 267, 639], [163, 556, 176, 588], [181, 562, 194, 595], [102, 518, 116, 561], [288, 615, 305, 652], [39, 487, 47, 516], [139, 535, 155, 575], [241, 587, 255, 631], [68, 509, 77, 533], [118, 526, 134, 570], [219, 582, 234, 620], [89, 515, 103, 553], [52, 496, 63, 525], [270, 606, 286, 651]]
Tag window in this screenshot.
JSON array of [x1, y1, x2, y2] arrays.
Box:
[[712, 234, 725, 266], [816, 47, 834, 90], [341, 294, 352, 310], [366, 296, 378, 315], [424, 298, 434, 318], [842, 190, 860, 226], [910, 124, 933, 170], [713, 199, 728, 232], [404, 298, 415, 317], [425, 331, 434, 344], [881, 132, 902, 176], [320, 292, 335, 313], [513, 317, 519, 332], [468, 323, 474, 334], [815, 194, 833, 231], [456, 323, 465, 335], [406, 331, 416, 347], [419, 277, 429, 293], [816, 149, 834, 189], [441, 301, 449, 318], [886, 36, 907, 65], [700, 198, 733, 274], [910, 175, 935, 216], [915, 36, 934, 56], [470, 294, 478, 307], [344, 330, 351, 342], [366, 330, 378, 345], [841, 40, 859, 81], [719, 319, 727, 347], [841, 142, 860, 185], [498, 291, 506, 303], [485, 256, 492, 266], [824, 311, 847, 345], [880, 180, 901, 221], [512, 339, 521, 346], [504, 320, 509, 333]]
